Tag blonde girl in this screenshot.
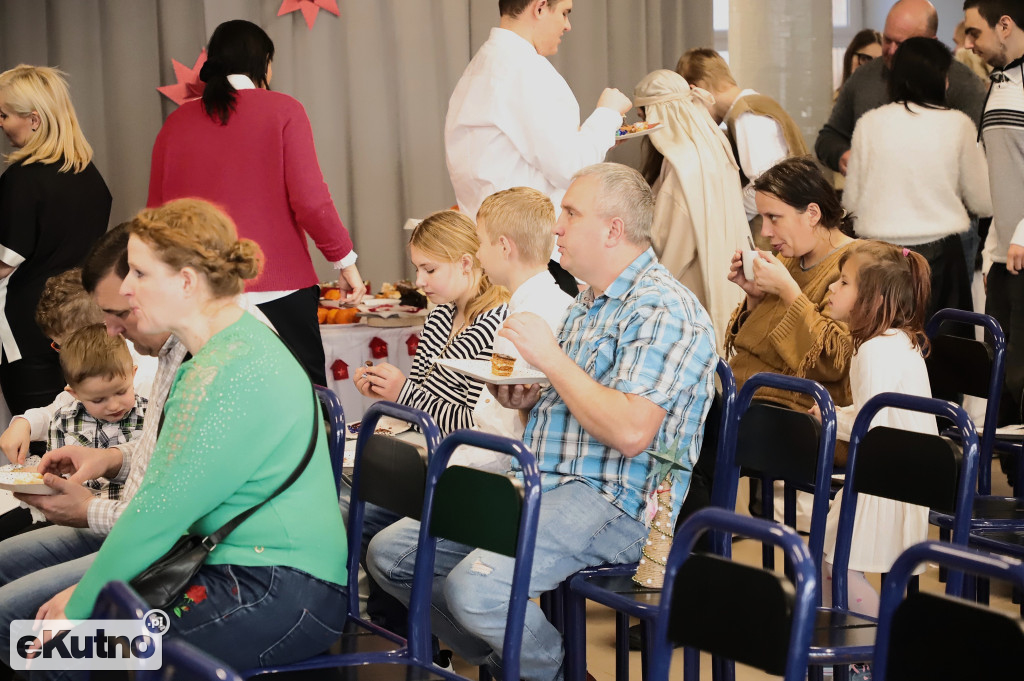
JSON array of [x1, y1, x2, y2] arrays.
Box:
[[354, 210, 509, 435], [815, 240, 936, 617]]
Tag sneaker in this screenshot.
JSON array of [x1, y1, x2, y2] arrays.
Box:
[[434, 649, 454, 671]]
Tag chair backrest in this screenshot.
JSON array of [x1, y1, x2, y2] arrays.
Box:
[[713, 371, 837, 566], [345, 400, 442, 620], [91, 581, 150, 621], [648, 508, 818, 681], [873, 541, 1024, 681], [314, 385, 346, 496], [407, 429, 541, 681], [142, 640, 244, 681], [925, 308, 1006, 495], [831, 393, 980, 603]]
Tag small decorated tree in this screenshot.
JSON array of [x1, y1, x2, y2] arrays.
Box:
[[633, 439, 692, 589]]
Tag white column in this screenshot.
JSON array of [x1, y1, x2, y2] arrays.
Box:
[[727, 0, 834, 148]]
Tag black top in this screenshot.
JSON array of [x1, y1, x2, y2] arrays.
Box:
[[0, 158, 111, 360]]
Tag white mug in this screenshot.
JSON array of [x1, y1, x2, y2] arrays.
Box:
[[742, 250, 758, 281]]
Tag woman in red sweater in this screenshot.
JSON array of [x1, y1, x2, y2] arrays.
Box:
[[148, 19, 364, 384]]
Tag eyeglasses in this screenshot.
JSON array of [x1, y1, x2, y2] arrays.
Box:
[[854, 52, 875, 66], [50, 341, 60, 353]]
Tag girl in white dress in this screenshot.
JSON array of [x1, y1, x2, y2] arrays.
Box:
[[812, 240, 936, 617]]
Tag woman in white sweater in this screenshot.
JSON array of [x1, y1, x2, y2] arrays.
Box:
[[844, 37, 991, 322]]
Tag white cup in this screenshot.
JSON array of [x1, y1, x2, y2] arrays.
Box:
[[742, 250, 758, 281]]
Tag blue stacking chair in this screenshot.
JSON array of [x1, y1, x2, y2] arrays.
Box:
[[314, 384, 347, 497], [873, 541, 1024, 681], [562, 358, 736, 681], [141, 641, 245, 681], [251, 428, 540, 681], [646, 508, 819, 681], [806, 393, 980, 681], [924, 310, 1024, 533]]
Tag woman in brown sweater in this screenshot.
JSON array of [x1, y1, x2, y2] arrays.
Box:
[[725, 157, 855, 413]]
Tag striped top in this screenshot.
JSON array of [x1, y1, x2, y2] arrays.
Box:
[[517, 249, 717, 525], [981, 56, 1024, 262], [397, 302, 508, 436]]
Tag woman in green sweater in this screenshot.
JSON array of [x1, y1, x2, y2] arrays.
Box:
[[35, 198, 348, 673]]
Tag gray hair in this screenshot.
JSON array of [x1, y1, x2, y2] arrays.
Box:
[[572, 162, 654, 246]]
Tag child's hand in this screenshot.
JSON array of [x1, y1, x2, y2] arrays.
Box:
[[808, 404, 821, 423], [354, 362, 405, 402], [0, 418, 31, 464]]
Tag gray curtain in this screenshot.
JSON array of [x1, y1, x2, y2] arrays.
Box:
[[0, 0, 712, 285]]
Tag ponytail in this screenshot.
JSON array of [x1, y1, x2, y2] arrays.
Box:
[[200, 20, 274, 126]]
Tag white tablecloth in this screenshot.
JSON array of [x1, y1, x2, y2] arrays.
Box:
[[320, 323, 422, 423]]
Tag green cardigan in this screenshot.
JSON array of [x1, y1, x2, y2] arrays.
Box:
[[67, 312, 347, 618]]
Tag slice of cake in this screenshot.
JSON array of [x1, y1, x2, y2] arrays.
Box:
[[490, 353, 516, 377]]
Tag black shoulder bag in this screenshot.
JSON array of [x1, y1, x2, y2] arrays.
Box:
[[130, 388, 319, 610]]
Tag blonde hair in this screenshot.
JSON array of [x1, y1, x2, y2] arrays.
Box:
[[476, 187, 556, 267], [35, 268, 102, 341], [410, 210, 509, 324], [676, 48, 737, 90], [0, 65, 93, 172], [60, 323, 133, 388], [129, 199, 263, 299]]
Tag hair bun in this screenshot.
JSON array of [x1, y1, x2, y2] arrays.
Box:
[[225, 239, 264, 281]]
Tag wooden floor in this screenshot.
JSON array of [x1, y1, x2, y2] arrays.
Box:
[[445, 462, 1021, 680]]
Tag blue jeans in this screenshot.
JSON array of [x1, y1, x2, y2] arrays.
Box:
[[0, 526, 103, 670], [366, 480, 647, 681], [32, 565, 348, 681]]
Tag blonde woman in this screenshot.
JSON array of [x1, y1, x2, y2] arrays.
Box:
[[0, 65, 111, 414], [354, 210, 509, 436], [634, 69, 747, 350]]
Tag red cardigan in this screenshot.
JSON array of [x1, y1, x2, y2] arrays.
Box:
[[148, 89, 353, 292]]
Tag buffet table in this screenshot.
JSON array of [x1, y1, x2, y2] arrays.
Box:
[[320, 322, 423, 422]]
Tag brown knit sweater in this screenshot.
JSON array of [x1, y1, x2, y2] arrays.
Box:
[[724, 244, 854, 413]]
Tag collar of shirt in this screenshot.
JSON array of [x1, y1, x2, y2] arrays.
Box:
[[595, 248, 658, 302], [227, 74, 257, 90], [509, 270, 565, 311], [723, 88, 759, 121], [991, 58, 1024, 85], [488, 27, 543, 60]]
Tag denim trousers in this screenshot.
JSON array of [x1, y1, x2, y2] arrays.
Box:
[[30, 564, 347, 681], [366, 480, 648, 681], [0, 525, 103, 672]]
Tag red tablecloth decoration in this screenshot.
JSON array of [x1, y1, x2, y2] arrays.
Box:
[[331, 359, 349, 381], [406, 335, 419, 356], [370, 337, 389, 359]]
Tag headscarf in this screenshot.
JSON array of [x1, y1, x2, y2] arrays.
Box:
[[634, 69, 748, 350]]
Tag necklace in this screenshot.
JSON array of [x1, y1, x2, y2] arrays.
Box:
[[799, 243, 845, 271], [423, 320, 469, 379]]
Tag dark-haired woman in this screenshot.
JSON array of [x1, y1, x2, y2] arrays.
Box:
[[725, 156, 855, 415], [843, 36, 990, 321], [838, 29, 883, 96], [148, 19, 364, 385]]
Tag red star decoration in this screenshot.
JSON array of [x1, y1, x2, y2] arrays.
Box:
[[157, 50, 207, 106], [278, 0, 340, 30]]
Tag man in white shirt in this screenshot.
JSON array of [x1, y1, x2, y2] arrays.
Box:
[[445, 0, 632, 294], [676, 48, 808, 224]]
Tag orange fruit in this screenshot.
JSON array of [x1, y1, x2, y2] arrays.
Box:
[[336, 308, 359, 324], [317, 307, 329, 324], [322, 288, 341, 300]]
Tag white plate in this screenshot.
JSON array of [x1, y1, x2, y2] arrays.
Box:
[[434, 358, 549, 385], [616, 122, 662, 140], [345, 415, 414, 440], [0, 469, 56, 495], [358, 298, 427, 319], [977, 424, 1024, 441]]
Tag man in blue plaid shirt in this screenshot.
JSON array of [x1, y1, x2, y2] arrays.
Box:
[[369, 162, 717, 681]]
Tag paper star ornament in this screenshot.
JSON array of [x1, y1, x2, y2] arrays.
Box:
[[278, 0, 340, 30], [157, 50, 207, 106]]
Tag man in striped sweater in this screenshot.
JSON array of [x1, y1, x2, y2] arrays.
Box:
[[964, 0, 1024, 439]]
